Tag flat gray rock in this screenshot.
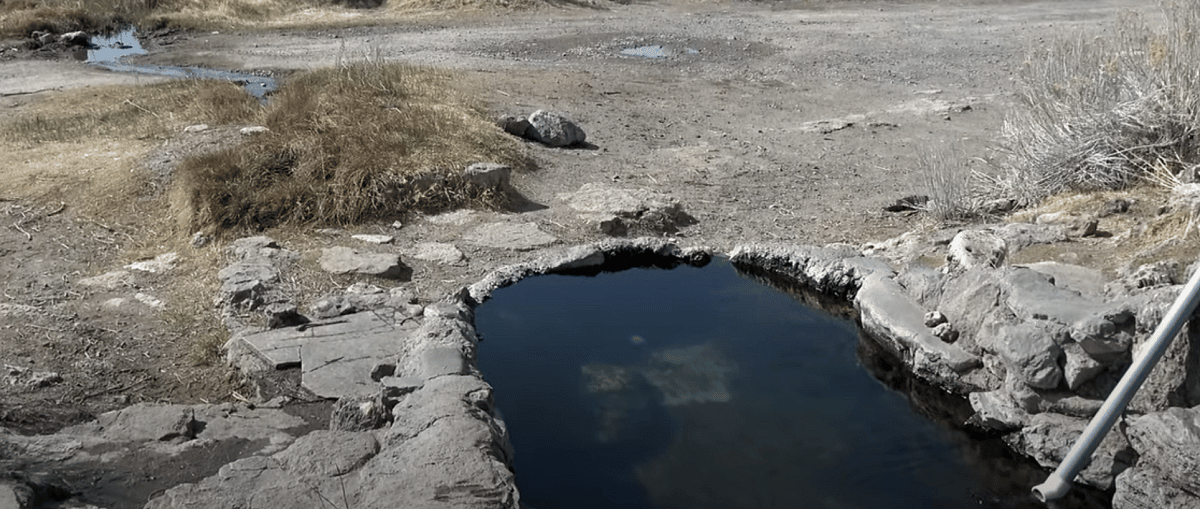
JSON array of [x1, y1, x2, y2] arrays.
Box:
[[274, 430, 379, 476], [855, 273, 981, 379], [72, 403, 199, 442], [463, 222, 556, 251], [1021, 261, 1107, 300], [77, 270, 135, 290], [410, 242, 465, 264], [298, 312, 421, 399], [319, 246, 406, 279]]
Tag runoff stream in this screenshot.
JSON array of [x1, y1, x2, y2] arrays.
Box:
[[475, 258, 1110, 509], [85, 29, 277, 99]]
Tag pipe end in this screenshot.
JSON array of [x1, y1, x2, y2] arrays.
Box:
[[1032, 473, 1071, 503]]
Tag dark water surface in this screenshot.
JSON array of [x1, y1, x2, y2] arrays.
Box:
[[475, 258, 1105, 509]]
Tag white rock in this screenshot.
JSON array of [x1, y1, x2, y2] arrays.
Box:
[[126, 252, 180, 273], [352, 234, 394, 244], [134, 293, 164, 309]]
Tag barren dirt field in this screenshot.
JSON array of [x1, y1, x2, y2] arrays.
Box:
[[0, 0, 1144, 468]]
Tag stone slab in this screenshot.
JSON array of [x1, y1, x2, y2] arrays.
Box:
[[299, 312, 421, 399], [855, 273, 980, 373], [411, 242, 465, 264], [1021, 261, 1107, 300], [464, 222, 557, 251]]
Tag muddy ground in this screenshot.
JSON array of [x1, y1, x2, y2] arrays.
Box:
[[0, 0, 1149, 503]]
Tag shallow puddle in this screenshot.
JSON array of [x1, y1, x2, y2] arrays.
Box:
[[620, 44, 699, 58], [476, 258, 1106, 509], [86, 29, 277, 100]]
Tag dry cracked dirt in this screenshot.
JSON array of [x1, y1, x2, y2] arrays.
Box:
[[0, 0, 1155, 507]]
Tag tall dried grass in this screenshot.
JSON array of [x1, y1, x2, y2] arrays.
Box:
[[912, 145, 983, 222], [171, 58, 530, 235], [994, 2, 1200, 206]]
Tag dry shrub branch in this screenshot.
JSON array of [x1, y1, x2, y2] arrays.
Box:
[[171, 58, 530, 236], [994, 2, 1200, 205]]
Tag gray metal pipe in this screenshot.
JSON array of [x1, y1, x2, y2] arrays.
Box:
[[1032, 261, 1200, 502]]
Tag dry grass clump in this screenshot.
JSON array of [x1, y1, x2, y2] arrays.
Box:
[[911, 145, 985, 222], [0, 0, 154, 37], [2, 79, 256, 144], [171, 58, 530, 235], [0, 80, 257, 213], [1, 0, 550, 35], [993, 2, 1200, 206]]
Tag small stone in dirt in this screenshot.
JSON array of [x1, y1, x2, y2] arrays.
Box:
[[923, 310, 947, 327], [239, 126, 270, 136], [526, 109, 586, 147], [558, 182, 695, 235], [126, 252, 179, 273], [183, 124, 209, 133], [27, 371, 62, 388], [1035, 212, 1098, 238], [77, 270, 134, 290], [134, 292, 165, 309], [352, 234, 394, 244], [190, 231, 210, 248], [931, 323, 958, 343], [496, 114, 532, 137], [884, 195, 929, 213], [59, 31, 89, 46]]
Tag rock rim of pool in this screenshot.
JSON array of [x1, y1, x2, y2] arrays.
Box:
[[5, 232, 1197, 508]]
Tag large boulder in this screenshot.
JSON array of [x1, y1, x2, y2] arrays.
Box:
[[1004, 412, 1134, 490], [992, 322, 1063, 390], [526, 110, 586, 147], [945, 229, 1006, 274], [1125, 407, 1200, 494]]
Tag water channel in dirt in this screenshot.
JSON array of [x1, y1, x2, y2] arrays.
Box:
[[86, 29, 277, 99]]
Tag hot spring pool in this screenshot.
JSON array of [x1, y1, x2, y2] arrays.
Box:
[[475, 258, 1106, 509]]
